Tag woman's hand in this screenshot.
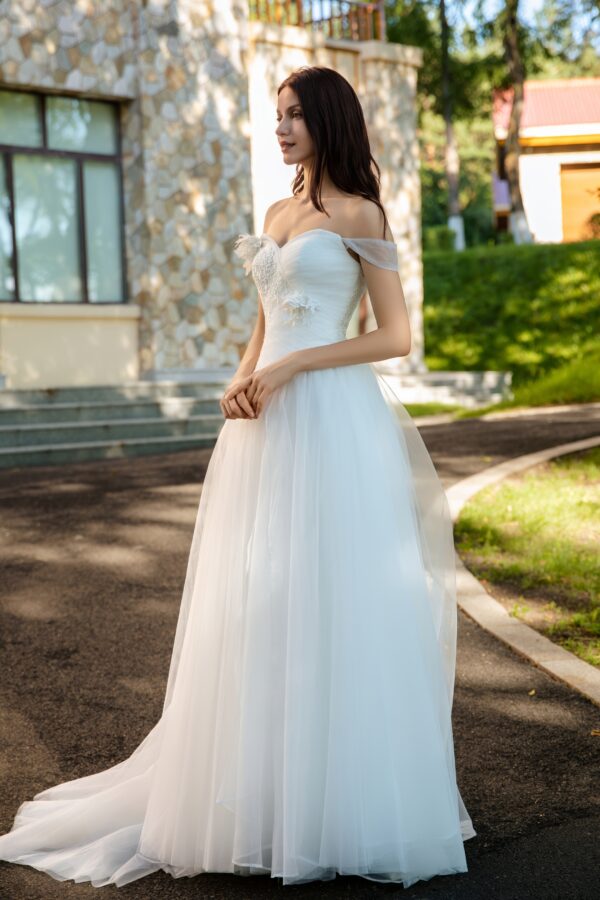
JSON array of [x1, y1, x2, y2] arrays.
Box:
[[220, 375, 256, 419], [222, 355, 300, 417]]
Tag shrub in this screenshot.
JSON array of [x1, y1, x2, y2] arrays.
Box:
[[423, 238, 600, 384], [422, 224, 455, 253]]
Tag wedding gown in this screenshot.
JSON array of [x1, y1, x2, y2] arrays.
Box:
[[0, 226, 476, 889]]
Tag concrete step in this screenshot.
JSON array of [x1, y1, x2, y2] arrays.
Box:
[[0, 431, 224, 469], [0, 414, 224, 449], [373, 366, 513, 408], [0, 380, 227, 408], [0, 379, 230, 467], [0, 397, 221, 426]]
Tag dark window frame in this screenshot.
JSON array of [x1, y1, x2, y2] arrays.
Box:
[[0, 90, 128, 304]]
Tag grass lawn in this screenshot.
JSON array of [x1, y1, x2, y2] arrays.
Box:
[[455, 447, 600, 667], [454, 344, 600, 418], [422, 237, 600, 416], [423, 239, 600, 384], [402, 402, 463, 417]]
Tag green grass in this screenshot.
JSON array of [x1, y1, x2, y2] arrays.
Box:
[[402, 402, 463, 417], [423, 239, 600, 385], [454, 344, 600, 417], [455, 447, 600, 667], [510, 346, 600, 406]]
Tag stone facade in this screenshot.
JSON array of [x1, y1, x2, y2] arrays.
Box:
[[0, 0, 424, 386]]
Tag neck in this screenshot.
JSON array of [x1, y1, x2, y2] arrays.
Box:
[[297, 160, 339, 200]]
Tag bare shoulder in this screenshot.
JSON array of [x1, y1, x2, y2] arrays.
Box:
[[263, 197, 292, 232], [345, 197, 395, 242]]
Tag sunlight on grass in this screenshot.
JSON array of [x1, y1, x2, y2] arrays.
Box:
[[424, 239, 600, 386], [454, 343, 600, 416], [402, 402, 463, 417], [456, 447, 600, 667]]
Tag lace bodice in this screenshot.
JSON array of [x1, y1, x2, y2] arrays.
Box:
[[233, 228, 398, 366]]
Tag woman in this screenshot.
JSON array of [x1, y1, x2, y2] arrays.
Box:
[[0, 65, 475, 889]]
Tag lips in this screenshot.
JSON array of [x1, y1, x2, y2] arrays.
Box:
[[280, 142, 294, 149]]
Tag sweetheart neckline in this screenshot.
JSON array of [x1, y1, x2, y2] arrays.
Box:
[[259, 228, 396, 252], [260, 228, 344, 251]]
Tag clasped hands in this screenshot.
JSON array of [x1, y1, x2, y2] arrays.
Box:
[[220, 355, 300, 419]]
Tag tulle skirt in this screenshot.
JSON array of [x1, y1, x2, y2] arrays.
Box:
[[0, 358, 475, 889]]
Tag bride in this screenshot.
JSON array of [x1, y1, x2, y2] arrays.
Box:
[[0, 65, 475, 890]]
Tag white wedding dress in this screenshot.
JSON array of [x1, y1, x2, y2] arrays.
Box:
[[0, 227, 476, 889]]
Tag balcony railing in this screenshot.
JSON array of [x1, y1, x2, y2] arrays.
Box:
[[249, 1, 387, 42]]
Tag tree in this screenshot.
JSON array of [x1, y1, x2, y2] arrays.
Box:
[[440, 0, 465, 249], [499, 0, 533, 242]]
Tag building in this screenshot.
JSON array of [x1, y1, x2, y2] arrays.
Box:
[[492, 77, 600, 243], [0, 0, 425, 392]]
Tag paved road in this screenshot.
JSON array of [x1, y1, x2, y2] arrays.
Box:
[[0, 406, 599, 899]]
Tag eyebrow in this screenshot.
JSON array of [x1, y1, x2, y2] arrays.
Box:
[[276, 103, 301, 114]]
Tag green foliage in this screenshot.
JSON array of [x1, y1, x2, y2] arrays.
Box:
[[511, 348, 600, 405], [401, 402, 463, 417], [423, 225, 455, 252], [524, 0, 600, 78], [418, 108, 497, 248], [455, 346, 600, 415], [423, 239, 600, 384], [386, 1, 505, 121], [386, 1, 600, 248]]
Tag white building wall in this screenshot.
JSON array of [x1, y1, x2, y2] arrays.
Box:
[[520, 149, 600, 243]]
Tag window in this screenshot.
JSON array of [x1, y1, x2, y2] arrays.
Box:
[[0, 90, 126, 303]]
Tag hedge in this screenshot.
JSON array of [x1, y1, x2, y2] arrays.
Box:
[[423, 239, 600, 384]]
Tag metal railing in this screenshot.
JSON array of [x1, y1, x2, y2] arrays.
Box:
[[249, 1, 386, 42]]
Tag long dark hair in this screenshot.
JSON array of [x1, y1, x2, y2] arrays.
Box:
[[277, 65, 391, 240]]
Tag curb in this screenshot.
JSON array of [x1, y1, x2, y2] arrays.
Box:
[[413, 402, 600, 428], [412, 413, 456, 426], [446, 436, 600, 708], [478, 401, 600, 421]]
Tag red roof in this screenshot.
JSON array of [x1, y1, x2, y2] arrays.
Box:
[[492, 78, 600, 133]]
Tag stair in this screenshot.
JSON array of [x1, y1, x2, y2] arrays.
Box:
[[373, 365, 513, 407], [0, 381, 229, 469], [0, 369, 513, 470]]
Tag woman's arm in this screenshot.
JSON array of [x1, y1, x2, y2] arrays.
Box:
[[291, 262, 410, 375], [232, 300, 265, 378], [221, 205, 276, 418], [290, 200, 410, 374], [221, 299, 265, 419]]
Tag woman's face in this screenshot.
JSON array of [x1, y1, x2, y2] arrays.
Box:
[[275, 86, 313, 166]]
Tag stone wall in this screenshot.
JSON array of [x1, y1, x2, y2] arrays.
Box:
[[128, 1, 255, 376]]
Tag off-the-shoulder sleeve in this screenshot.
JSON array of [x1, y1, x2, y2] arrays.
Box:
[[233, 233, 263, 274], [340, 237, 398, 271]]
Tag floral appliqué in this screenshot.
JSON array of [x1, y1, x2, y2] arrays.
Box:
[[280, 286, 319, 324], [233, 233, 263, 275], [233, 232, 319, 325]]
